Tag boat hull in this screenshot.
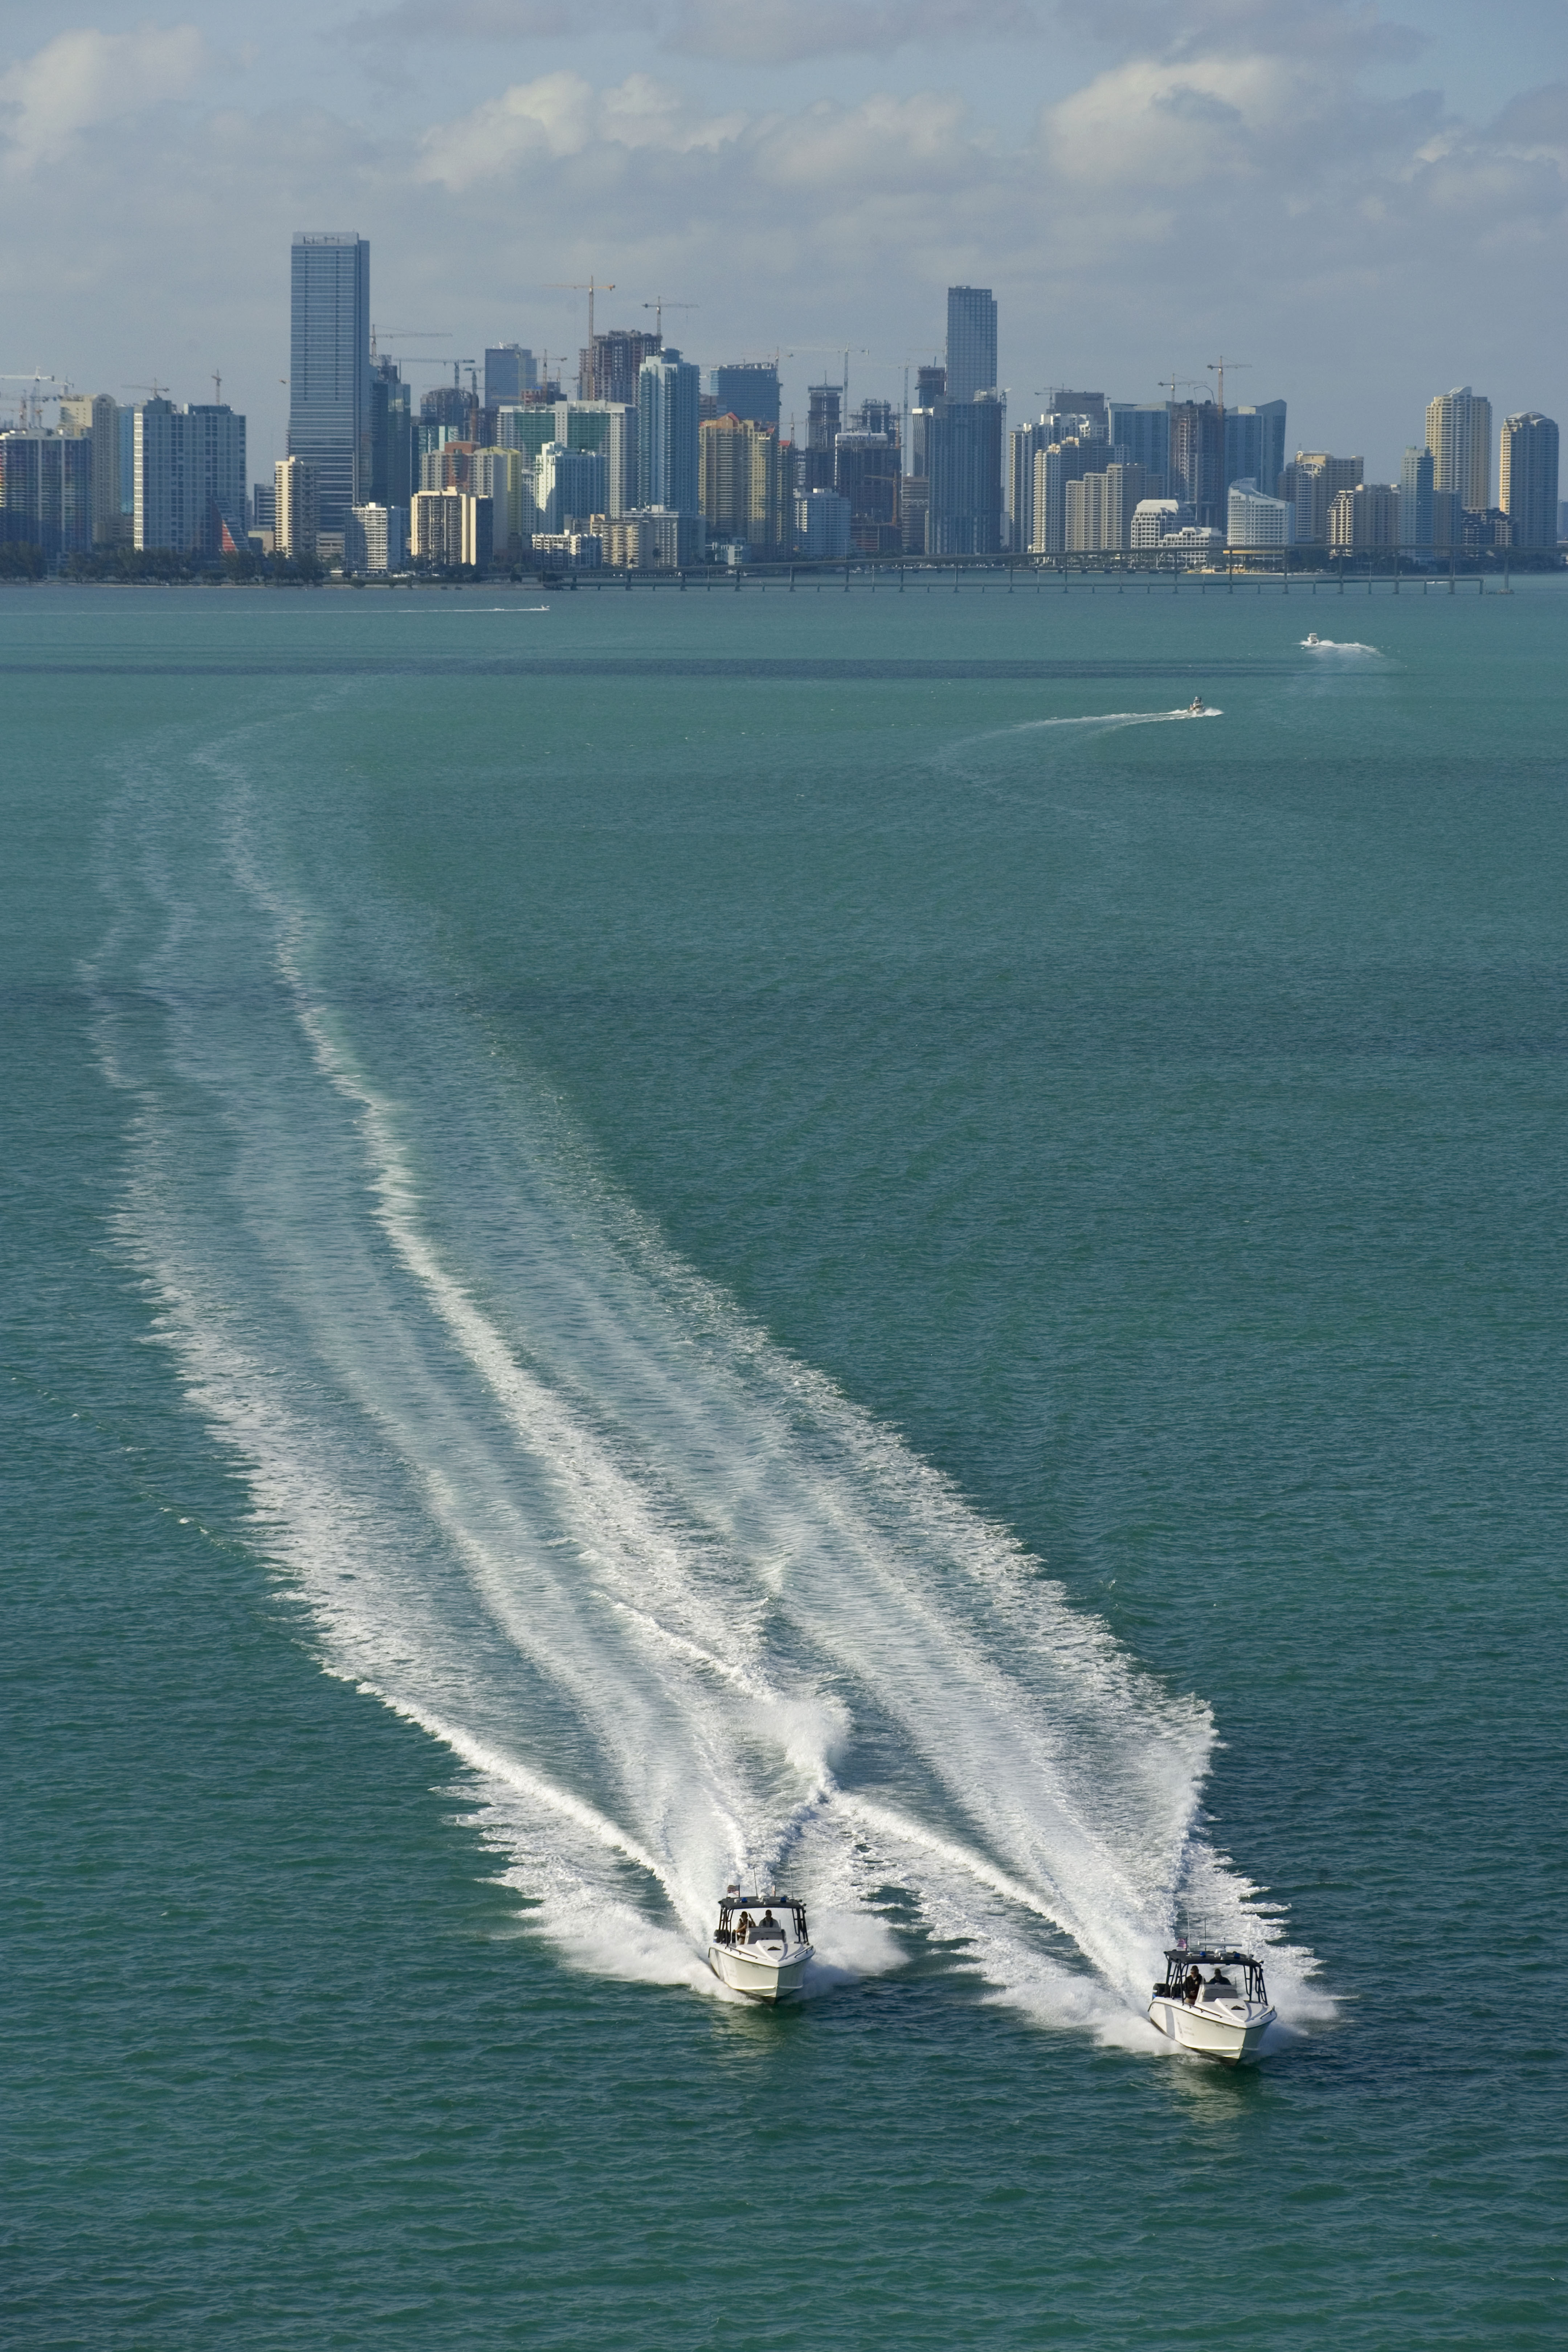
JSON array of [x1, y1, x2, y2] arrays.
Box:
[[1148, 1996, 1275, 2064], [708, 1941, 811, 2002]]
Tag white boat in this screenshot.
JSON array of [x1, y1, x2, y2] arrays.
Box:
[[1305, 631, 1321, 645], [708, 1885, 812, 2002], [1148, 1938, 1276, 2063]]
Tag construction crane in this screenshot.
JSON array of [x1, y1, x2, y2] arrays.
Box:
[[370, 326, 449, 359], [642, 297, 696, 343], [0, 369, 62, 429], [1206, 354, 1249, 418], [548, 277, 615, 350], [123, 379, 170, 401]]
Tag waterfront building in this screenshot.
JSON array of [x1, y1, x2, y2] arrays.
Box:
[[908, 364, 945, 485], [946, 288, 998, 403], [1009, 419, 1057, 555], [1170, 400, 1224, 530], [468, 448, 531, 551], [1425, 387, 1492, 513], [370, 357, 413, 511], [0, 430, 93, 556], [1399, 446, 1434, 550], [1279, 452, 1363, 545], [614, 506, 702, 567], [901, 476, 930, 554], [251, 482, 277, 534], [1029, 436, 1100, 554], [1130, 498, 1185, 548], [346, 503, 405, 574], [530, 530, 602, 568], [534, 441, 608, 534], [1160, 524, 1225, 564], [801, 384, 842, 495], [714, 364, 780, 430], [60, 393, 122, 546], [1499, 412, 1559, 548], [834, 431, 900, 555], [1065, 462, 1147, 552], [288, 232, 370, 532], [1107, 403, 1170, 497], [274, 456, 319, 559], [485, 346, 536, 407], [700, 415, 787, 558], [1226, 478, 1294, 549], [134, 400, 246, 555], [795, 486, 852, 559], [1224, 402, 1287, 501], [410, 489, 492, 569], [1461, 506, 1513, 551], [637, 348, 701, 516], [928, 391, 1004, 555], [1328, 483, 1400, 550]]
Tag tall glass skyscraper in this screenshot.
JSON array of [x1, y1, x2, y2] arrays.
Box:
[[637, 347, 701, 516], [289, 233, 370, 533], [945, 287, 997, 403]]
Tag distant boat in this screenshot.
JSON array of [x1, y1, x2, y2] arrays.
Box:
[[1305, 631, 1322, 645], [709, 1885, 812, 2002], [1149, 1937, 1276, 2062], [1185, 695, 1210, 715]]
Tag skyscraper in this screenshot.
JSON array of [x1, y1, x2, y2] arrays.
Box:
[[1425, 387, 1491, 513], [1400, 446, 1434, 550], [714, 365, 780, 430], [288, 232, 370, 533], [134, 400, 246, 554], [1107, 403, 1171, 494], [60, 392, 122, 546], [1170, 401, 1224, 530], [585, 330, 661, 407], [637, 348, 701, 516], [369, 357, 412, 510], [1224, 402, 1287, 499], [700, 415, 787, 556], [946, 288, 997, 402], [1499, 412, 1559, 548], [804, 384, 842, 495], [485, 346, 536, 407], [928, 391, 1004, 554]]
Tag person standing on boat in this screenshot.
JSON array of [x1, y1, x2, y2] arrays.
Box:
[[1183, 1966, 1202, 2005]]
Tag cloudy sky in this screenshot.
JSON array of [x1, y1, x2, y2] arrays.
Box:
[[1, 0, 1564, 482]]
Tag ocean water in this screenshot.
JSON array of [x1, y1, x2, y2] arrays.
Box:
[[5, 576, 1564, 2349]]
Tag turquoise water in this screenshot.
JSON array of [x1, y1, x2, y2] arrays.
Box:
[[6, 579, 1564, 2348]]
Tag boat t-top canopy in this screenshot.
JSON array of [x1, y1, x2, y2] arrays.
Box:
[[715, 1887, 809, 1944], [1156, 1940, 1269, 2002]]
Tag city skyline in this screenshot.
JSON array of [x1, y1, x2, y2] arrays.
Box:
[[0, 4, 1565, 483]]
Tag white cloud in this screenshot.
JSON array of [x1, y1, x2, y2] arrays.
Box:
[[0, 24, 208, 173], [415, 69, 749, 188]]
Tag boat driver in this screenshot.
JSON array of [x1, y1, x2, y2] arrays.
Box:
[[1183, 1966, 1202, 2005], [758, 1910, 782, 1940]]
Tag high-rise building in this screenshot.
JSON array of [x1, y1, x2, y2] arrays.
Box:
[[1050, 389, 1108, 436], [1224, 403, 1287, 501], [410, 489, 492, 568], [801, 384, 842, 495], [1399, 446, 1434, 550], [714, 365, 781, 430], [700, 415, 787, 557], [1328, 483, 1400, 550], [135, 400, 246, 554], [274, 456, 319, 559], [1130, 500, 1186, 548], [1065, 463, 1147, 552], [60, 393, 122, 546], [369, 357, 412, 511], [1009, 420, 1056, 554], [1029, 436, 1099, 553], [946, 288, 998, 403], [0, 430, 93, 556], [346, 503, 405, 574], [533, 442, 608, 534], [485, 346, 536, 407], [1425, 387, 1491, 513], [1170, 401, 1224, 530], [1499, 412, 1559, 548], [288, 233, 370, 533], [1279, 452, 1364, 546], [469, 447, 532, 550], [1227, 479, 1294, 549], [550, 403, 637, 515], [795, 487, 851, 559], [833, 431, 900, 555], [584, 329, 661, 407], [1107, 403, 1170, 495], [928, 391, 1004, 555], [637, 348, 701, 516]]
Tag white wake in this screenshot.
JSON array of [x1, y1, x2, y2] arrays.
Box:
[[83, 721, 1321, 2045]]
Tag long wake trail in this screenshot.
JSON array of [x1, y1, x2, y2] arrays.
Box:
[[83, 717, 1319, 2042]]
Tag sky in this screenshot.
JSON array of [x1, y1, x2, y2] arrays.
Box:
[[1, 0, 1565, 483]]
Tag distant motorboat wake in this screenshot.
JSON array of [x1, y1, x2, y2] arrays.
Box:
[[84, 709, 1322, 2055], [1300, 635, 1378, 653]]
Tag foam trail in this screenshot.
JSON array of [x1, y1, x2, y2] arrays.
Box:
[[84, 715, 1322, 2042]]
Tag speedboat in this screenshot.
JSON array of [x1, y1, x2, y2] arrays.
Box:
[[1149, 1938, 1276, 2063], [1185, 695, 1210, 714], [708, 1885, 812, 2002], [1304, 631, 1322, 645]]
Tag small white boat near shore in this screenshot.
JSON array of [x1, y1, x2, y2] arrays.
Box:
[[1149, 1938, 1276, 2063], [708, 1885, 812, 2002]]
